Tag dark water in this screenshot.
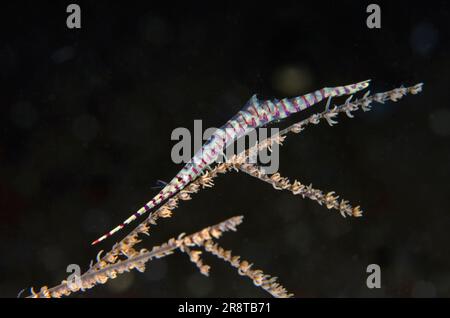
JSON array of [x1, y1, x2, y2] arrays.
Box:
[[0, 1, 449, 297]]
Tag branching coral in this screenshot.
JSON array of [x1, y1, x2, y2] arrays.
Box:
[[27, 83, 423, 298]]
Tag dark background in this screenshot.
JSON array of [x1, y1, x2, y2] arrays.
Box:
[[0, 0, 449, 297]]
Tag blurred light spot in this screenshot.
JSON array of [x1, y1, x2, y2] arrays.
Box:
[[145, 259, 167, 282], [51, 46, 75, 64], [273, 65, 313, 96], [429, 109, 450, 137], [186, 273, 213, 297], [412, 280, 436, 298], [72, 114, 99, 143], [10, 101, 38, 129], [410, 22, 439, 56], [108, 272, 134, 293]]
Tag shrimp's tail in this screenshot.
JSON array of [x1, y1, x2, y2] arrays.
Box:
[[91, 197, 162, 245]]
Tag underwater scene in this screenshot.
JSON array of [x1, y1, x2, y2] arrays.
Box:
[[0, 1, 449, 301]]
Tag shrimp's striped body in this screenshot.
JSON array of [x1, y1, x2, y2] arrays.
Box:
[[92, 80, 370, 245]]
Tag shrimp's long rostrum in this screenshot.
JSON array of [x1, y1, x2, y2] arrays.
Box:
[[91, 80, 370, 245]]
